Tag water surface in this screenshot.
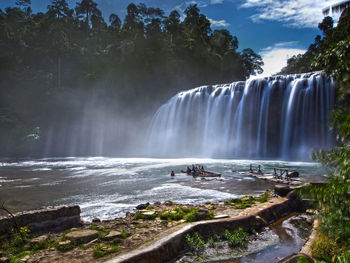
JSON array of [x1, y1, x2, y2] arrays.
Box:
[[0, 157, 326, 221]]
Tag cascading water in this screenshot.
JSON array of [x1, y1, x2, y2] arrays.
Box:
[[148, 72, 335, 160]]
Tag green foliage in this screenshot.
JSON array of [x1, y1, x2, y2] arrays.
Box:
[[207, 237, 216, 248], [158, 207, 213, 222], [257, 190, 269, 203], [284, 7, 350, 255], [297, 256, 313, 263], [93, 244, 119, 258], [225, 191, 269, 209], [313, 251, 350, 263], [1, 227, 55, 262], [120, 229, 129, 239], [89, 224, 108, 237], [224, 227, 249, 248], [311, 234, 345, 260], [133, 211, 157, 220], [185, 232, 205, 251], [145, 204, 154, 210], [184, 209, 198, 222], [159, 207, 185, 221], [55, 240, 75, 251]]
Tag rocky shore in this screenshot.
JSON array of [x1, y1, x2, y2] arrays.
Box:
[[0, 188, 309, 263]]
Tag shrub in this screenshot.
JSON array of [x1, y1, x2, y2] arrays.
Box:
[[224, 227, 249, 248], [207, 237, 216, 248], [185, 232, 205, 251], [159, 207, 184, 221], [313, 250, 350, 263], [257, 190, 269, 203], [311, 234, 344, 260], [184, 209, 199, 222]]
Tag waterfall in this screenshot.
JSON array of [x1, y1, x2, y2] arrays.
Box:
[[148, 72, 335, 160]]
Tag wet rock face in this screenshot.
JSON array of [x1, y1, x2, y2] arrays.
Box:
[[136, 203, 150, 210], [0, 206, 81, 235], [274, 185, 292, 197]]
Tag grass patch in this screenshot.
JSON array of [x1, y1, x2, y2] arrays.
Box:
[[257, 190, 269, 203], [1, 227, 57, 262], [55, 240, 75, 252], [120, 229, 130, 239], [133, 211, 157, 220], [225, 191, 270, 209], [93, 244, 119, 258], [159, 207, 185, 221]]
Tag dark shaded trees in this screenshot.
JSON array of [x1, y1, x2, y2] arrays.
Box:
[[0, 1, 263, 157]]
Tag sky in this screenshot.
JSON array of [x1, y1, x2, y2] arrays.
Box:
[[0, 0, 343, 76]]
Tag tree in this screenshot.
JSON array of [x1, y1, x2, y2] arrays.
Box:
[[15, 0, 31, 17], [318, 16, 334, 37], [109, 13, 121, 30], [240, 48, 264, 78], [47, 0, 72, 19], [75, 0, 103, 32]]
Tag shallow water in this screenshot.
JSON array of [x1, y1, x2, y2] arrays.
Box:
[[0, 157, 326, 221], [175, 214, 311, 263]]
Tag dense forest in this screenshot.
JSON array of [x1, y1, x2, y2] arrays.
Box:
[[0, 0, 263, 157]]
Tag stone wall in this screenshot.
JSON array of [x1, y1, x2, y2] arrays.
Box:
[[0, 205, 81, 235]]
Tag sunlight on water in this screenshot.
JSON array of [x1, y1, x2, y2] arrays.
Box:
[[0, 157, 326, 221]]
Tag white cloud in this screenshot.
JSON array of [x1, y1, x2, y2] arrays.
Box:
[[257, 42, 306, 77], [211, 0, 224, 4], [240, 0, 342, 28], [209, 18, 230, 27]]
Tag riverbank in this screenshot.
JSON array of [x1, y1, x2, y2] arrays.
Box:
[[0, 189, 308, 263]]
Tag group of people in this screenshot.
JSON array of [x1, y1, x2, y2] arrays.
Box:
[[186, 164, 204, 174]]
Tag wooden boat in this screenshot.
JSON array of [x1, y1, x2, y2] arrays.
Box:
[[195, 171, 221, 177], [181, 169, 221, 177]]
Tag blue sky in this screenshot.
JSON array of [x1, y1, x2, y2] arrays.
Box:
[[0, 0, 342, 76]]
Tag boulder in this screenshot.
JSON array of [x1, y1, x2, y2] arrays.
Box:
[[274, 184, 292, 197], [29, 235, 48, 245], [19, 255, 30, 262], [141, 211, 155, 216], [0, 257, 9, 263], [58, 240, 71, 246], [104, 231, 122, 241], [136, 203, 150, 210], [65, 230, 98, 244], [288, 171, 299, 178]]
